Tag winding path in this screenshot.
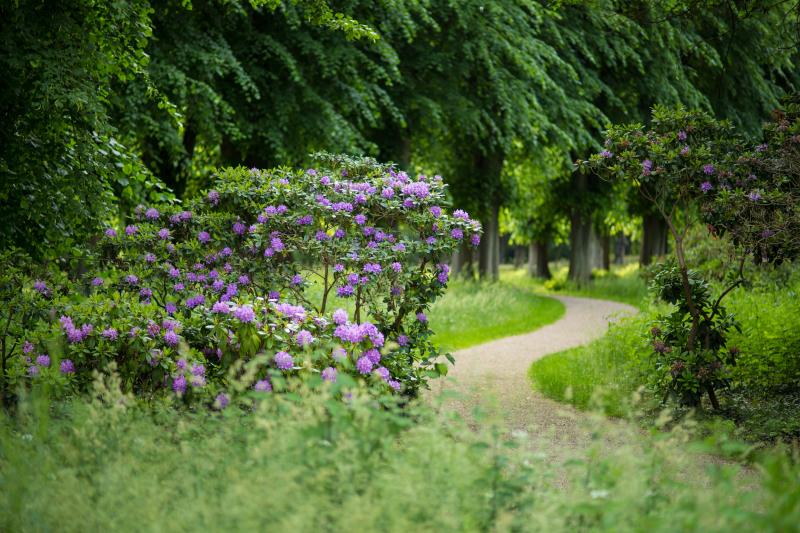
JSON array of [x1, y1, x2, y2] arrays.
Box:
[[429, 295, 637, 455]]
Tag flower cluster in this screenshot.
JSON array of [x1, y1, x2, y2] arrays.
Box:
[[11, 154, 481, 405]]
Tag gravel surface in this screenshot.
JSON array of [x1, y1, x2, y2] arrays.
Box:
[[430, 295, 636, 437]]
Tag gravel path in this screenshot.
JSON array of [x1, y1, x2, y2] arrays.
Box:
[[428, 295, 637, 457]]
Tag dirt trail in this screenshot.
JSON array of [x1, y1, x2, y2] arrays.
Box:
[[428, 295, 640, 459]]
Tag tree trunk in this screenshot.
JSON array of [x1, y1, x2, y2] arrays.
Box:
[[614, 232, 627, 264], [513, 245, 525, 269], [640, 213, 669, 266], [527, 242, 537, 277], [590, 225, 604, 271], [479, 203, 500, 281], [475, 150, 504, 281], [536, 241, 551, 279], [569, 173, 592, 285], [601, 231, 611, 270]]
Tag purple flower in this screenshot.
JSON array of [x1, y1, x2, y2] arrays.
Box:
[[382, 187, 395, 199], [254, 379, 272, 392], [451, 228, 464, 240], [233, 305, 255, 323], [390, 262, 402, 273], [208, 190, 220, 205], [470, 233, 481, 246], [333, 308, 348, 325], [337, 284, 354, 297], [678, 130, 687, 141], [321, 367, 337, 382], [176, 358, 187, 370], [144, 253, 156, 264], [164, 330, 180, 347], [376, 366, 391, 381], [27, 366, 39, 377], [600, 150, 613, 158], [173, 374, 187, 394], [700, 181, 713, 193], [642, 159, 653, 175], [416, 312, 427, 323], [315, 230, 330, 241], [290, 274, 304, 286], [748, 190, 762, 201], [232, 222, 246, 235], [105, 228, 117, 238], [274, 351, 294, 370], [102, 328, 119, 341], [756, 143, 768, 152], [36, 354, 50, 367], [306, 168, 317, 176], [453, 209, 470, 220], [23, 341, 34, 354], [157, 228, 170, 240], [364, 348, 381, 364], [125, 225, 138, 236], [397, 334, 409, 347], [354, 214, 367, 225], [426, 236, 437, 245], [363, 263, 382, 275], [680, 145, 690, 156], [703, 164, 715, 176], [388, 380, 401, 391], [270, 237, 284, 252], [401, 181, 430, 199], [215, 393, 229, 409], [33, 280, 47, 294], [356, 356, 374, 374], [191, 363, 205, 377], [393, 243, 406, 252], [186, 294, 205, 309], [198, 231, 211, 244], [145, 208, 160, 220], [296, 330, 314, 346], [296, 215, 313, 225], [60, 359, 75, 374]]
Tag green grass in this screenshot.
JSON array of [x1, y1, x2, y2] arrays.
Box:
[[429, 268, 565, 351], [528, 313, 651, 417], [2, 382, 799, 532], [540, 261, 649, 308]]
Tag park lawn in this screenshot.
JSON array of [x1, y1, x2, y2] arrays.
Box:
[[429, 267, 565, 351], [539, 260, 649, 309]]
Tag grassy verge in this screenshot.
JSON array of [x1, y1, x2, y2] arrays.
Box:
[[429, 268, 565, 351], [529, 271, 800, 443], [2, 383, 798, 531], [540, 261, 649, 309]]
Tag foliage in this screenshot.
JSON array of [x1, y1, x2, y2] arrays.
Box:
[[3, 377, 800, 532], [584, 103, 800, 408], [2, 156, 480, 403]]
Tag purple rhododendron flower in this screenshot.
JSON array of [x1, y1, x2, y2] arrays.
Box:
[[700, 181, 713, 193], [296, 215, 313, 225], [388, 380, 401, 391], [198, 231, 211, 244], [680, 145, 690, 156], [678, 130, 687, 141], [417, 312, 427, 323], [274, 351, 293, 370], [364, 348, 381, 364], [33, 280, 47, 294], [296, 330, 314, 346], [600, 150, 613, 158], [356, 356, 374, 374], [27, 366, 39, 377], [471, 234, 481, 246], [376, 366, 390, 381], [208, 190, 220, 205], [333, 308, 348, 325], [451, 228, 464, 240], [105, 228, 117, 238], [102, 328, 118, 341], [23, 341, 34, 354], [321, 367, 337, 382], [354, 214, 367, 225], [173, 375, 187, 394], [233, 305, 255, 323], [191, 363, 205, 377], [703, 164, 715, 175], [125, 225, 138, 236], [36, 354, 50, 367], [748, 190, 762, 201], [233, 222, 246, 235], [145, 208, 160, 220], [60, 359, 75, 374], [397, 334, 409, 347], [215, 393, 229, 409], [254, 379, 272, 392], [164, 330, 180, 346]]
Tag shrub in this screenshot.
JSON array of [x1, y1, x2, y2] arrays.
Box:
[[3, 154, 481, 403]]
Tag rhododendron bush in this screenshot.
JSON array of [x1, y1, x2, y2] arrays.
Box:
[[584, 103, 800, 409], [3, 154, 481, 405]]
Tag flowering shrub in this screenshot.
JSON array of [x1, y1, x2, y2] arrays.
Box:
[[584, 103, 800, 408], [4, 154, 481, 404]]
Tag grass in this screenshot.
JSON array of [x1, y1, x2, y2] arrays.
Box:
[[540, 260, 649, 309], [2, 380, 799, 532], [429, 267, 565, 351]]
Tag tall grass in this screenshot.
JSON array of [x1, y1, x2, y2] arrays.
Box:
[[2, 378, 799, 532], [542, 261, 649, 308]]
